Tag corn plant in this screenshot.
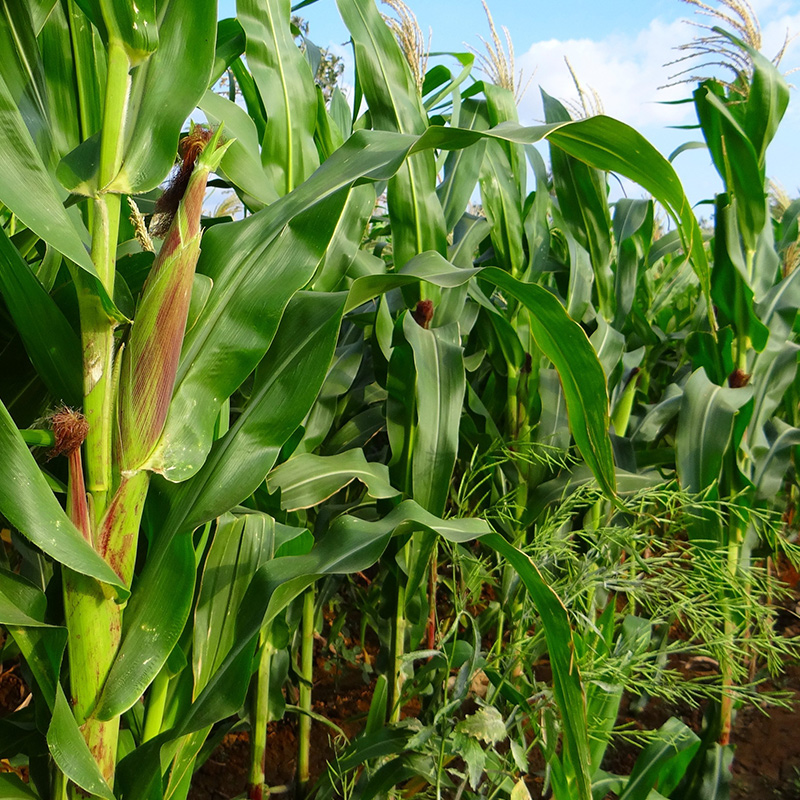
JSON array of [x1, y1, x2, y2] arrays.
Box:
[[514, 8, 800, 795], [1, 1, 797, 800], [0, 1, 502, 795]]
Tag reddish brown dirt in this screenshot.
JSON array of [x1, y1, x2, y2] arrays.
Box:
[[190, 647, 376, 800], [190, 570, 800, 800], [728, 561, 800, 799], [730, 666, 800, 799], [189, 668, 800, 800], [1, 585, 799, 798]]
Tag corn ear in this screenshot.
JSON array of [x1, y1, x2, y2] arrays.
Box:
[[118, 126, 232, 474]]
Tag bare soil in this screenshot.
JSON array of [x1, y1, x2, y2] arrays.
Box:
[[1, 588, 798, 799], [189, 568, 800, 800]]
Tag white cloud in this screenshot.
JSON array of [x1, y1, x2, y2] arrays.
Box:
[[514, 6, 800, 132], [516, 18, 696, 129]]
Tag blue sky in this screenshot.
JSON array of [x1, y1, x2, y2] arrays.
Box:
[[219, 0, 800, 207]]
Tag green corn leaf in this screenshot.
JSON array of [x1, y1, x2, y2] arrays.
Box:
[[714, 28, 790, 167], [676, 742, 733, 800], [0, 398, 128, 596], [267, 449, 399, 511], [558, 221, 594, 321], [337, 0, 422, 131], [592, 772, 625, 798], [386, 320, 416, 495], [647, 229, 684, 267], [533, 368, 571, 453], [524, 144, 552, 277], [668, 141, 707, 162], [187, 274, 214, 334], [613, 199, 651, 326], [366, 675, 388, 736], [694, 85, 765, 252], [748, 339, 800, 458], [590, 316, 625, 385], [47, 688, 115, 800], [757, 260, 800, 341], [484, 81, 525, 165], [294, 341, 363, 455], [470, 286, 526, 369], [404, 315, 465, 515], [480, 138, 526, 277], [484, 268, 616, 497], [0, 568, 67, 711], [161, 290, 346, 530], [94, 532, 194, 719], [348, 756, 425, 800], [753, 419, 800, 500], [618, 717, 700, 800], [436, 99, 487, 234], [312, 184, 375, 292], [482, 533, 592, 800], [676, 367, 753, 495], [314, 84, 346, 160], [423, 52, 474, 112], [48, 0, 106, 194], [751, 209, 783, 303], [211, 18, 245, 84], [162, 728, 210, 800], [27, 0, 57, 35], [0, 71, 95, 273], [193, 511, 309, 693], [229, 56, 267, 141], [329, 86, 351, 139], [0, 226, 82, 405], [0, 774, 39, 798], [331, 403, 400, 456], [110, 0, 216, 193], [339, 0, 447, 268], [544, 91, 613, 315], [708, 193, 781, 335], [613, 198, 650, 244], [238, 0, 319, 196], [776, 198, 800, 253], [545, 115, 713, 329], [38, 0, 83, 160], [632, 384, 683, 444], [0, 0, 58, 167], [346, 250, 479, 312], [64, 0, 106, 140], [199, 88, 279, 207]]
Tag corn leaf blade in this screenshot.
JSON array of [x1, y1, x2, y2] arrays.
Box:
[[0, 226, 82, 404], [0, 398, 128, 596]]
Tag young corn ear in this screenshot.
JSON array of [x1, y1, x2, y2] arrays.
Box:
[[118, 125, 232, 474], [51, 407, 92, 542]]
